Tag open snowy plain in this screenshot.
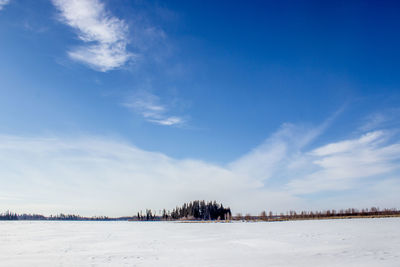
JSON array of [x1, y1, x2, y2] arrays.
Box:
[[1, 218, 399, 266]]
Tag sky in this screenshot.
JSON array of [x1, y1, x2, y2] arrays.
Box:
[[0, 0, 400, 216]]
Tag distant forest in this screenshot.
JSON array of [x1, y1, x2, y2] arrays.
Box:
[[238, 207, 400, 221], [1, 202, 399, 221], [0, 200, 232, 221]]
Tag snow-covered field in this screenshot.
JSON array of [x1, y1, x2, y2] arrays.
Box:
[[0, 218, 399, 266]]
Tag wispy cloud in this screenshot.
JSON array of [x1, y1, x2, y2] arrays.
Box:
[[359, 108, 400, 132], [52, 0, 133, 71], [52, 1, 188, 126], [287, 130, 400, 194], [229, 108, 343, 182], [0, 135, 255, 216], [1, 112, 399, 216], [0, 0, 10, 11], [229, 112, 400, 210], [148, 116, 183, 126], [123, 92, 185, 126]]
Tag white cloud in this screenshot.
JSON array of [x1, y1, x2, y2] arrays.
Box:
[[123, 92, 184, 126], [148, 116, 183, 126], [52, 0, 133, 71], [1, 114, 399, 216], [287, 131, 400, 194], [312, 131, 385, 157], [229, 118, 400, 210], [0, 0, 10, 11], [0, 135, 278, 216], [229, 118, 333, 182]]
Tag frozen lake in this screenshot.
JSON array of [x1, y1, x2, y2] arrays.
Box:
[[1, 218, 399, 266]]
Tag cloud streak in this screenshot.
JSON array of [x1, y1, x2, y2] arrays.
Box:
[[123, 92, 185, 126], [52, 0, 133, 71], [287, 131, 400, 194]]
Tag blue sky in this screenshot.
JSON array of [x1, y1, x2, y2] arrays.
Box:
[[0, 0, 400, 216]]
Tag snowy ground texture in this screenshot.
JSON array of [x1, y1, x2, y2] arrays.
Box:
[[1, 218, 399, 266]]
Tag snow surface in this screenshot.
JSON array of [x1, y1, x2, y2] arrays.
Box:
[[1, 218, 399, 266]]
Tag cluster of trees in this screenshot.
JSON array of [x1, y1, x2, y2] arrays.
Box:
[[164, 200, 231, 220], [136, 209, 157, 221]]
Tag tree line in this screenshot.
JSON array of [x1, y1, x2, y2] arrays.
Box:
[[0, 200, 232, 221], [0, 211, 115, 221], [2, 205, 399, 221], [235, 207, 400, 221]]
